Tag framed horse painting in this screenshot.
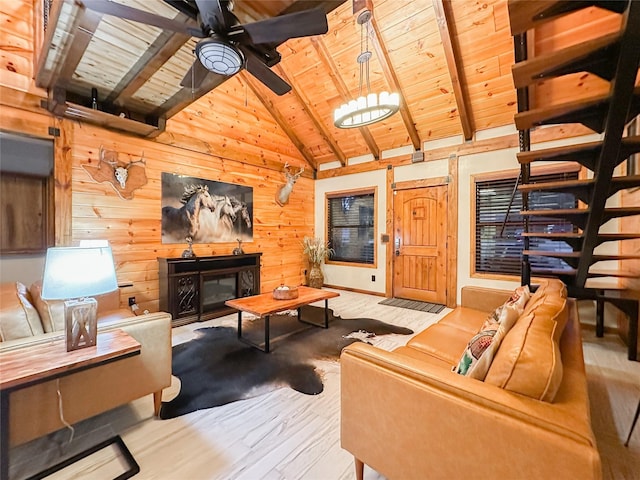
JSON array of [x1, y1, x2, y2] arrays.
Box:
[[161, 173, 253, 244]]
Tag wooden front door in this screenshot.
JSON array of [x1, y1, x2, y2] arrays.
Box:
[[393, 185, 448, 304]]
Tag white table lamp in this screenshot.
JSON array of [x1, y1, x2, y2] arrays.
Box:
[[41, 246, 118, 351]]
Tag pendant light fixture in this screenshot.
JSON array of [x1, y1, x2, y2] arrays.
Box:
[[333, 9, 400, 129]]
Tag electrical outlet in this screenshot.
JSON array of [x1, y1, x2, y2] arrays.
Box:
[[128, 296, 136, 306], [371, 275, 376, 282]]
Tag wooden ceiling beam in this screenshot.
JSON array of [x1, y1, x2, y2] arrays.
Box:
[[274, 64, 347, 166], [59, 10, 102, 83], [239, 71, 318, 171], [45, 7, 103, 87], [310, 37, 381, 160], [432, 0, 474, 141], [369, 16, 421, 151], [106, 31, 191, 106]]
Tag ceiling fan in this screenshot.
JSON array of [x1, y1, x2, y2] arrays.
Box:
[[82, 0, 330, 95]]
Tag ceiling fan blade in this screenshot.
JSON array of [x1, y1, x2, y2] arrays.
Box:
[[195, 0, 237, 32], [82, 0, 205, 37], [239, 8, 328, 45], [180, 59, 212, 89], [242, 47, 291, 95]]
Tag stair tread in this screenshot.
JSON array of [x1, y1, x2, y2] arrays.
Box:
[[522, 207, 640, 216], [598, 233, 640, 240], [514, 86, 640, 132], [518, 178, 593, 192], [512, 32, 620, 88], [508, 0, 628, 35], [521, 232, 584, 238], [518, 174, 640, 193], [589, 268, 640, 278], [517, 136, 640, 164], [521, 208, 589, 216], [531, 267, 639, 279], [525, 250, 640, 260]]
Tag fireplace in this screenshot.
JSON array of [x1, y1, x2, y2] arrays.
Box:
[[201, 272, 237, 313], [158, 254, 261, 326]]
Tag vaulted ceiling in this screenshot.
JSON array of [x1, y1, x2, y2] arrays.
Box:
[[38, 0, 522, 172]]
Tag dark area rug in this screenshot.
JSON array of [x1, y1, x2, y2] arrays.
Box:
[[160, 305, 412, 419], [379, 297, 445, 313]]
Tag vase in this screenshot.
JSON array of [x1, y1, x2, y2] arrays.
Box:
[[308, 262, 324, 289]]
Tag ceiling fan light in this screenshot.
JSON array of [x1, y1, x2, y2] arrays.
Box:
[[196, 39, 243, 76]]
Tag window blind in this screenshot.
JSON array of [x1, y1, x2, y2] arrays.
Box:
[[475, 171, 578, 275], [327, 193, 375, 264]]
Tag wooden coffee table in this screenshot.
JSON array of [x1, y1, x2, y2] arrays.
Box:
[[225, 286, 340, 352]]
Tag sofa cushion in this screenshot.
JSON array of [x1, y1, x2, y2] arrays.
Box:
[[29, 281, 66, 333], [0, 282, 45, 341], [406, 324, 472, 365], [437, 307, 490, 334], [454, 303, 520, 379], [484, 309, 564, 402]]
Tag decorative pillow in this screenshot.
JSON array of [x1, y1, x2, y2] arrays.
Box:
[[29, 281, 66, 333], [506, 285, 530, 312], [454, 303, 520, 379], [453, 284, 530, 379]]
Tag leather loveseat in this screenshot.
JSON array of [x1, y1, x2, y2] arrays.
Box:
[[341, 279, 600, 480], [0, 281, 172, 447]]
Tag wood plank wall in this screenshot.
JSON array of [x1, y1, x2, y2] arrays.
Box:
[[1, 0, 313, 313]]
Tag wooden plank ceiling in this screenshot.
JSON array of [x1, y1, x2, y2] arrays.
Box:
[[37, 0, 522, 172]]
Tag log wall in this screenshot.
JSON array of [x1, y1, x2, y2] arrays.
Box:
[[1, 0, 313, 313]]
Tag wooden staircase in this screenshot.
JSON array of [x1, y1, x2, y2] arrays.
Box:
[[508, 0, 640, 360]]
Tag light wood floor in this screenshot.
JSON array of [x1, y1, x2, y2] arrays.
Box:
[[10, 289, 640, 480]]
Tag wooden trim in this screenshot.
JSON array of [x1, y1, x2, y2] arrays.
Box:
[[432, 0, 473, 141], [240, 72, 317, 170], [326, 187, 375, 198], [309, 37, 380, 159], [369, 16, 420, 151], [447, 155, 458, 308], [326, 260, 377, 269], [385, 165, 393, 297], [275, 64, 347, 166], [322, 284, 386, 297], [54, 117, 73, 246], [393, 176, 449, 191], [33, 0, 46, 76]]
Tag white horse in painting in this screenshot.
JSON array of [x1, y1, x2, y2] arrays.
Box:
[[197, 194, 237, 241]]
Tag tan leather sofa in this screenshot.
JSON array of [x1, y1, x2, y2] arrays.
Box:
[[0, 281, 172, 447], [341, 279, 601, 480]]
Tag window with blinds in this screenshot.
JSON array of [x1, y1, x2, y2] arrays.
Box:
[[475, 170, 579, 276], [327, 191, 375, 264]]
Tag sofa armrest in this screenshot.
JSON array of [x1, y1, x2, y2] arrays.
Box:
[[460, 286, 512, 312], [340, 343, 601, 480]]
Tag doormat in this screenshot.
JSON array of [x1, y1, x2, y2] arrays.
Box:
[[379, 298, 445, 313]]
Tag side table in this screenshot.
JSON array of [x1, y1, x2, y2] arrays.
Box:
[[0, 329, 141, 480]]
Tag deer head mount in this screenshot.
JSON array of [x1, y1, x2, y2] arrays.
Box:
[[81, 146, 148, 200], [275, 162, 305, 206]]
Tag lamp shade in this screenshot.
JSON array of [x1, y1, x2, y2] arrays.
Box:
[[41, 246, 118, 300]]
